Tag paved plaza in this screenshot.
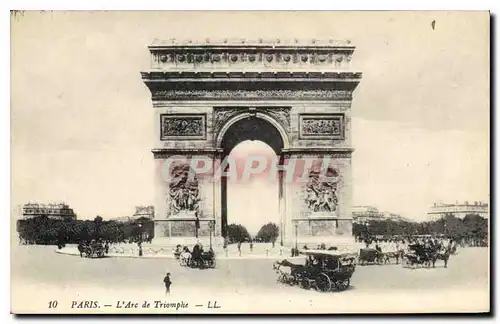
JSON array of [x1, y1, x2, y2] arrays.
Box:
[[11, 244, 489, 314]]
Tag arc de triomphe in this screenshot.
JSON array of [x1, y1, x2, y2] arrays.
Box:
[[141, 39, 362, 248]]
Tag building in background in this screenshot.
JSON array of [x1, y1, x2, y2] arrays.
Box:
[[352, 206, 386, 223], [427, 201, 489, 221], [351, 206, 411, 224], [383, 212, 412, 223], [111, 206, 155, 223], [22, 202, 77, 220], [133, 206, 154, 219]]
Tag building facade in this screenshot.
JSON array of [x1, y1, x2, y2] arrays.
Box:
[[133, 206, 155, 219], [22, 203, 77, 220], [112, 206, 155, 223], [427, 201, 489, 221], [141, 38, 362, 247], [351, 206, 411, 223]]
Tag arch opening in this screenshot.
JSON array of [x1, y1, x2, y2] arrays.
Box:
[[219, 115, 286, 242], [219, 115, 285, 155]]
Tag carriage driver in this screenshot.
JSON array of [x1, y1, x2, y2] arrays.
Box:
[[192, 243, 204, 267]]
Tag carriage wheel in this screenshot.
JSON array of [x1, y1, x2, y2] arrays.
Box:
[[301, 278, 311, 290], [284, 274, 294, 285], [315, 273, 332, 292], [335, 279, 350, 291], [208, 259, 216, 269], [403, 257, 410, 267]]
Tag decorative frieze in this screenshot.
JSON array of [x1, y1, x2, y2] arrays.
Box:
[[152, 89, 353, 101], [299, 114, 345, 139], [160, 114, 206, 140], [148, 39, 356, 70]]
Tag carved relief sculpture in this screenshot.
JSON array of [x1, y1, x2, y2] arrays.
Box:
[[305, 167, 340, 213], [168, 164, 201, 215], [265, 107, 291, 130], [213, 108, 241, 134], [161, 114, 206, 140], [299, 114, 344, 139]]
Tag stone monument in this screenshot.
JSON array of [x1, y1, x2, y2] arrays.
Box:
[[141, 38, 362, 249]]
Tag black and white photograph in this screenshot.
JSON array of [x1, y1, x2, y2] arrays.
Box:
[[9, 11, 490, 314]]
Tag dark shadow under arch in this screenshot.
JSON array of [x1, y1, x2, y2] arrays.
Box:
[[220, 116, 284, 155]]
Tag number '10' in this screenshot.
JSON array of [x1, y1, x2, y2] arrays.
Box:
[[48, 301, 58, 308]]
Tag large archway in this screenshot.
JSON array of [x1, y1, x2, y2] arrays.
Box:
[[225, 140, 280, 241], [142, 39, 361, 249], [218, 115, 286, 241]]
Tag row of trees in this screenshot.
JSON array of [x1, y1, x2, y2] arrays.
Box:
[[17, 214, 488, 246], [17, 215, 154, 245], [17, 216, 280, 246], [225, 222, 280, 244], [353, 214, 488, 243], [228, 214, 488, 245]]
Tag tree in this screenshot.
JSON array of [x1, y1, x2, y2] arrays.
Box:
[[255, 222, 279, 243], [226, 223, 251, 244], [463, 213, 488, 244]]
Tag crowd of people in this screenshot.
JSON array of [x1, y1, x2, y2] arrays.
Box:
[[359, 235, 458, 255]]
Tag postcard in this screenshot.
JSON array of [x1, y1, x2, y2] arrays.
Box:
[[10, 11, 490, 314]]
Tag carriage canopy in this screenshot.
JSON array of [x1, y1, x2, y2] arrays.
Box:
[[299, 250, 355, 258]]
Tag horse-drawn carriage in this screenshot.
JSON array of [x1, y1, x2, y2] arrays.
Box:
[[358, 248, 385, 265], [273, 250, 356, 292], [80, 241, 105, 258], [179, 247, 216, 269], [403, 243, 451, 268]]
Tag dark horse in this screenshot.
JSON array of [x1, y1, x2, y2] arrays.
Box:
[[404, 244, 434, 268], [430, 245, 452, 268]]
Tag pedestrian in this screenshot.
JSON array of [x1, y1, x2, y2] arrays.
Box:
[[163, 272, 172, 295]]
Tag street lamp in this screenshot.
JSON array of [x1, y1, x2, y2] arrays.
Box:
[[280, 220, 284, 247], [294, 222, 298, 251], [195, 214, 200, 239], [137, 222, 143, 257], [208, 220, 215, 250], [364, 221, 370, 246]]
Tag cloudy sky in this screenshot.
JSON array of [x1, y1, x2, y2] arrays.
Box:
[[11, 11, 489, 231]]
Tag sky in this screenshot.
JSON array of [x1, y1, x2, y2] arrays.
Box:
[[10, 11, 489, 230]]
